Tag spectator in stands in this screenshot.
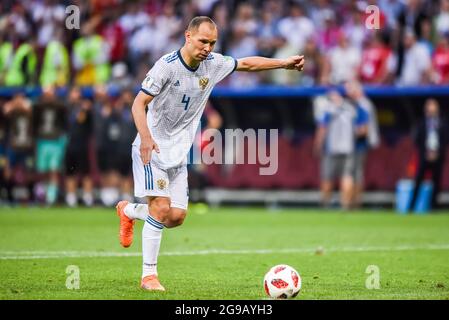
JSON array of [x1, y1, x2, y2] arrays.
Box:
[[316, 8, 341, 52], [397, 29, 432, 86], [64, 87, 94, 207], [33, 86, 67, 205], [418, 18, 434, 55], [314, 90, 355, 210], [227, 3, 260, 87], [127, 18, 153, 78], [359, 33, 397, 84], [7, 2, 32, 40], [39, 29, 70, 87], [4, 36, 37, 87], [151, 2, 183, 59], [228, 2, 258, 58], [431, 33, 449, 84], [118, 0, 150, 36], [31, 0, 66, 50], [435, 0, 449, 36], [409, 99, 448, 211], [256, 8, 284, 59], [345, 81, 380, 208], [226, 3, 258, 78], [300, 37, 324, 86], [397, 0, 429, 39], [99, 8, 126, 64], [278, 3, 314, 53], [271, 3, 312, 85], [322, 31, 361, 85], [3, 93, 34, 204], [342, 6, 369, 51], [123, 2, 160, 77], [310, 0, 334, 33], [0, 32, 13, 85], [73, 24, 111, 86]]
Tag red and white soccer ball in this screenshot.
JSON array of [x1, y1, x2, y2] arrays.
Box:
[[263, 264, 301, 299]]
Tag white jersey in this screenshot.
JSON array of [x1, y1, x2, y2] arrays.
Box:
[[133, 50, 237, 169]]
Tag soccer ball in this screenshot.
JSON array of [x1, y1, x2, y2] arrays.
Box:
[[263, 264, 301, 299]]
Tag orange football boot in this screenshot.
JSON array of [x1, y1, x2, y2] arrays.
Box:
[[141, 275, 166, 291], [116, 200, 135, 248]]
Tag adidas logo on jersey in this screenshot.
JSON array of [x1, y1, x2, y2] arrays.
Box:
[[174, 80, 180, 86]]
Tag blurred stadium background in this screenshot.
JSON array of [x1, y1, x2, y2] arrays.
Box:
[[0, 0, 449, 211]]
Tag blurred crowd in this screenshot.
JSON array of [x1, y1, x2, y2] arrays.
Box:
[[0, 86, 137, 206], [0, 0, 449, 88], [0, 85, 223, 207]]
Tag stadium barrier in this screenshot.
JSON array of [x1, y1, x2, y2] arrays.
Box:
[[1, 85, 449, 99], [1, 85, 448, 207]]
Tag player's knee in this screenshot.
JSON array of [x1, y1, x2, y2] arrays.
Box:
[[149, 198, 171, 223], [166, 209, 187, 228]]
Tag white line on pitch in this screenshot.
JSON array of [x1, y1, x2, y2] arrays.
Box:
[[1, 244, 449, 260]]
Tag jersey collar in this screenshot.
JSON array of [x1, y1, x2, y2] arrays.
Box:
[[177, 49, 199, 72]]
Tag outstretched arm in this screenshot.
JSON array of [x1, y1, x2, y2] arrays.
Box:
[[236, 55, 305, 72]]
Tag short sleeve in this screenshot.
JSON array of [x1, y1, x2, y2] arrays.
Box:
[[140, 60, 170, 97], [319, 112, 332, 127], [355, 106, 369, 126], [211, 53, 238, 84]]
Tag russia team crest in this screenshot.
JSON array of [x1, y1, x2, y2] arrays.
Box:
[[199, 77, 209, 90], [157, 179, 167, 190]]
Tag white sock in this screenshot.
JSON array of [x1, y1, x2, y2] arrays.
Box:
[[124, 203, 149, 221], [142, 215, 164, 278], [82, 192, 94, 207], [65, 193, 77, 207], [100, 188, 119, 207]]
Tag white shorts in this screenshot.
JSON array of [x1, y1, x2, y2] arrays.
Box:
[[132, 146, 189, 210]]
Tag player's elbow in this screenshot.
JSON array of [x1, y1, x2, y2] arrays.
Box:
[[132, 92, 150, 113], [131, 100, 141, 115], [237, 59, 253, 72]]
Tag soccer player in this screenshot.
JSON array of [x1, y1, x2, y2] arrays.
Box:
[[95, 88, 136, 206], [64, 87, 94, 207], [3, 93, 34, 204], [33, 86, 67, 205], [116, 16, 304, 291], [344, 81, 379, 208]]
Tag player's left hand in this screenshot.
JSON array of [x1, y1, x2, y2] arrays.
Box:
[[284, 55, 305, 72]]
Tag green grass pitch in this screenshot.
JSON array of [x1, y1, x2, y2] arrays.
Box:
[[0, 206, 448, 300]]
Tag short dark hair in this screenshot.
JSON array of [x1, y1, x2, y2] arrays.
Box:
[[187, 16, 217, 32]]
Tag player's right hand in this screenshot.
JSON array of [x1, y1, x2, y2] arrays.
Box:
[[283, 55, 305, 71], [140, 138, 160, 164]]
